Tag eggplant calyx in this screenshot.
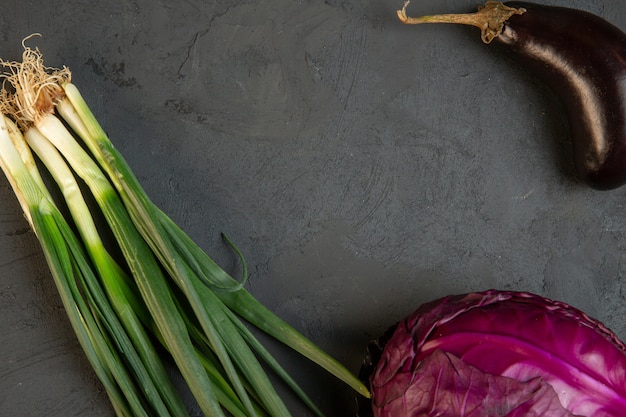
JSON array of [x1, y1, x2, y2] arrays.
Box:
[[397, 1, 526, 44]]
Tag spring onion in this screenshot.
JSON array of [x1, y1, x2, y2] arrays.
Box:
[[0, 40, 370, 417]]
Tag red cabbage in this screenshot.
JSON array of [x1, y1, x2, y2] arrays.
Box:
[[368, 290, 626, 417]]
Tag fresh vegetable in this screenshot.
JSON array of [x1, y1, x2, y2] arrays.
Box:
[[397, 1, 626, 190], [359, 290, 626, 417], [0, 41, 369, 416]]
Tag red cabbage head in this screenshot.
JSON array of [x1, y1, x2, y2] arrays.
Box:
[[366, 290, 626, 417]]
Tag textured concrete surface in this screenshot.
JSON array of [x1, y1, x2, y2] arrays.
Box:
[[1, 0, 626, 416]]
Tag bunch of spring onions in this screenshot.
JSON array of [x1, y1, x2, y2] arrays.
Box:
[[0, 40, 369, 417]]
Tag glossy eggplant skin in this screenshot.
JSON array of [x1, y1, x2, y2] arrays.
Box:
[[494, 2, 626, 190]]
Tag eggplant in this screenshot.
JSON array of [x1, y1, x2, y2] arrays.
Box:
[[397, 1, 626, 190]]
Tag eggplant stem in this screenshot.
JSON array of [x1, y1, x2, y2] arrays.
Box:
[[397, 1, 526, 44]]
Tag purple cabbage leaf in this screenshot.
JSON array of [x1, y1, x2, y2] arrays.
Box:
[[368, 290, 626, 417]]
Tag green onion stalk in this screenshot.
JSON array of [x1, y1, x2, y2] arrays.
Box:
[[0, 43, 370, 417], [0, 114, 163, 417]]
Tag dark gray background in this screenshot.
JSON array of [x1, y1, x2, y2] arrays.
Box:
[[1, 0, 625, 416]]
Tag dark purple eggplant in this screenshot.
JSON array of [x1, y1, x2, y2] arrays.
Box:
[[397, 1, 626, 190]]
